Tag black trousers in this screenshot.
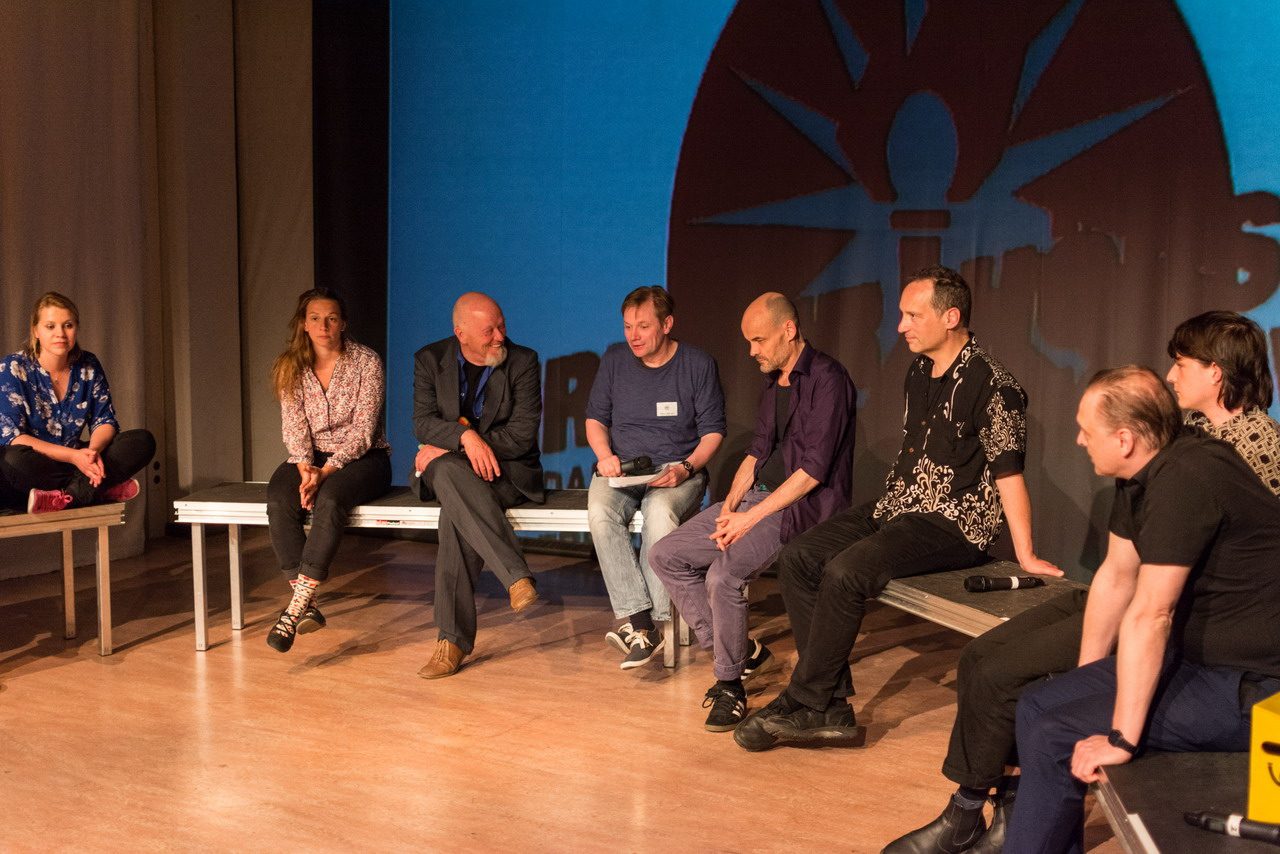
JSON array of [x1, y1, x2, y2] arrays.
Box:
[[266, 449, 392, 582], [942, 588, 1086, 789], [0, 428, 156, 509], [776, 502, 987, 710], [414, 453, 531, 655]]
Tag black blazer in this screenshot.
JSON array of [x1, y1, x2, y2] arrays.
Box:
[[412, 336, 545, 503]]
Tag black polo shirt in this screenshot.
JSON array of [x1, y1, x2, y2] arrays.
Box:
[[1110, 430, 1280, 679]]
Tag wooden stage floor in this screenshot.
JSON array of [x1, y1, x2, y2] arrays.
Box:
[[0, 531, 1118, 852]]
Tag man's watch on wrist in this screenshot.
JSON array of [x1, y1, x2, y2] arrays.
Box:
[[1107, 729, 1139, 755], [679, 460, 694, 476]]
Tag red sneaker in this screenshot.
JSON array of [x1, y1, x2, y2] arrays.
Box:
[[28, 488, 73, 514], [100, 478, 140, 503]]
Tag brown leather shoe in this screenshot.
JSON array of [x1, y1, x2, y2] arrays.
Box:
[[508, 577, 538, 612], [417, 639, 465, 679]]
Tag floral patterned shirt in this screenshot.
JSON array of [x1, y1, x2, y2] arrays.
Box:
[[873, 336, 1027, 549], [281, 340, 390, 469], [0, 350, 119, 447]]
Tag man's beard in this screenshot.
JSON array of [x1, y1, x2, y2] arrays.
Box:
[[484, 346, 507, 368]]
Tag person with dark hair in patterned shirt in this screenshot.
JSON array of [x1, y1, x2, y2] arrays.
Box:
[[1167, 310, 1280, 491]]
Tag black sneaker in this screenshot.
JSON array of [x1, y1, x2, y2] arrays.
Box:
[[604, 622, 634, 655], [741, 638, 775, 682], [703, 684, 747, 732], [620, 629, 665, 670], [734, 699, 863, 752], [296, 604, 327, 635]]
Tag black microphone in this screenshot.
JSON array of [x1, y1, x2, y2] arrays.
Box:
[[593, 456, 654, 476], [964, 575, 1046, 593], [1185, 812, 1280, 846]]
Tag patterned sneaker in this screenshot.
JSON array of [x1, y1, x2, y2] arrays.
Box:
[[703, 684, 747, 732], [741, 638, 775, 682], [28, 488, 73, 514], [619, 628, 665, 670], [100, 478, 140, 503], [604, 622, 635, 655]]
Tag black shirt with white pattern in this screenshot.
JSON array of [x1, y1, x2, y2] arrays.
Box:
[[873, 335, 1027, 550]]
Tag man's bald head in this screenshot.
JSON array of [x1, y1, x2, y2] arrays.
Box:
[[453, 292, 501, 329], [742, 292, 803, 375], [744, 292, 799, 332], [453, 291, 507, 367]]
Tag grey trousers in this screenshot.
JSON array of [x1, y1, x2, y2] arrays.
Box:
[[414, 453, 532, 655], [648, 489, 782, 681]]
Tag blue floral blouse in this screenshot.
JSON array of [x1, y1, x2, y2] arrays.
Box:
[[0, 351, 120, 448]]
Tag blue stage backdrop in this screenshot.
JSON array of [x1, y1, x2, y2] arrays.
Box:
[[389, 0, 1280, 577]]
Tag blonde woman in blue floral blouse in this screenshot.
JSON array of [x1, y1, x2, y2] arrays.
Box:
[[0, 292, 154, 513]]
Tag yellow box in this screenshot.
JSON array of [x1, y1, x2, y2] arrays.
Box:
[[1250, 691, 1280, 822]]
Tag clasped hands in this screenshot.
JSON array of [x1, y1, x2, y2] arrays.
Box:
[[295, 462, 333, 510], [416, 429, 501, 481], [70, 447, 105, 487], [710, 503, 757, 551]]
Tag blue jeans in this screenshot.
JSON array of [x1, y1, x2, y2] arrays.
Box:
[[587, 470, 706, 623], [1006, 656, 1272, 854]]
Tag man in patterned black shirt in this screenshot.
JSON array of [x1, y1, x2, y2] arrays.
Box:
[[735, 265, 1059, 752]]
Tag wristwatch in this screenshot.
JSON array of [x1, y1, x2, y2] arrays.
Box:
[[679, 460, 694, 476], [1107, 729, 1139, 755]]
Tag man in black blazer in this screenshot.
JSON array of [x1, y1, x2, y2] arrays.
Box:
[[411, 292, 545, 679]]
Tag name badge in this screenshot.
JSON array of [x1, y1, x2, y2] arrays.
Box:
[[656, 401, 678, 417]]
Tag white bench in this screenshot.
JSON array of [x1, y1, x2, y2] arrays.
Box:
[[0, 502, 127, 656], [173, 483, 1085, 665], [172, 482, 695, 664]]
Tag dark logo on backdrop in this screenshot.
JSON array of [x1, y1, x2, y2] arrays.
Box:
[[669, 0, 1278, 383]]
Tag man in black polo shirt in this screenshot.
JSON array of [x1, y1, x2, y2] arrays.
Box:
[[1004, 366, 1280, 853], [735, 265, 1059, 751]]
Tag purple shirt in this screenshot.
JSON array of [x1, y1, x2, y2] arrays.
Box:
[[747, 343, 856, 543]]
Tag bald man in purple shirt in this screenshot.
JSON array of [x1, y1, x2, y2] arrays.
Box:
[[650, 292, 856, 732]]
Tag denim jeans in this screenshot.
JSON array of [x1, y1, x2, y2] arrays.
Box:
[[587, 470, 706, 623]]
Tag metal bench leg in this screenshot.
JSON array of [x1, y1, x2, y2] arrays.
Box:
[[95, 525, 112, 656], [61, 529, 76, 639], [192, 523, 208, 651], [228, 523, 244, 631]]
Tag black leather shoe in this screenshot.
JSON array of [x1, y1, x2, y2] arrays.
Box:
[[296, 604, 327, 635], [266, 610, 300, 653], [969, 790, 1014, 854], [734, 699, 863, 752], [882, 801, 987, 854]]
